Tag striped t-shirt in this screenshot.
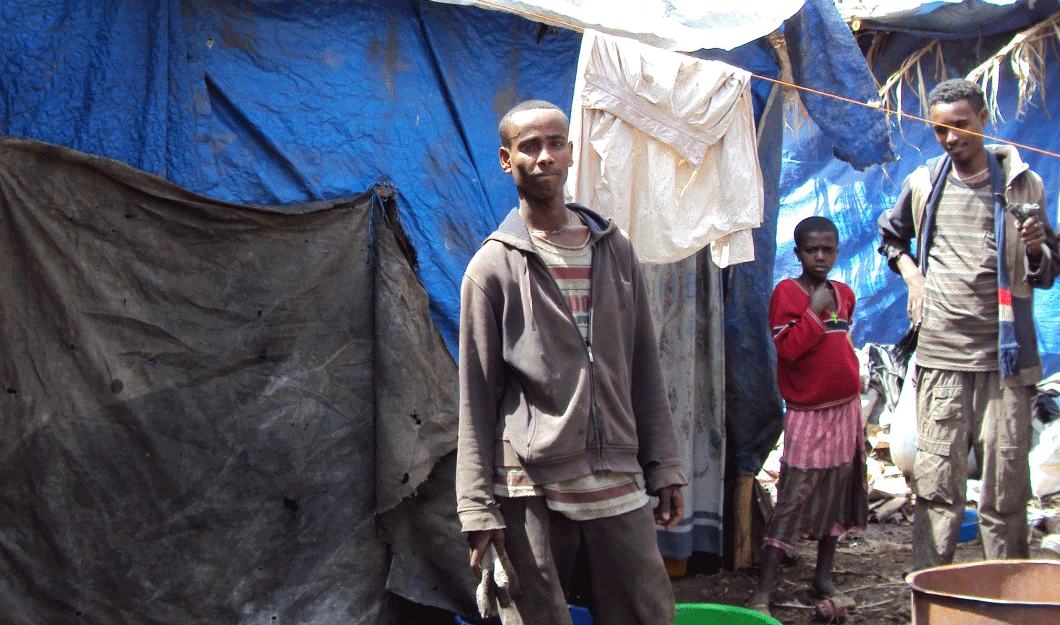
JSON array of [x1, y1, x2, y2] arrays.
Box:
[[491, 229, 649, 521], [531, 230, 593, 338], [917, 175, 998, 370]]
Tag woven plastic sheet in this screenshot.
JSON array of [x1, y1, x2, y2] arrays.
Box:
[[784, 0, 895, 170]]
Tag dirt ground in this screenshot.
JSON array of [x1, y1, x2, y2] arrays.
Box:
[[404, 497, 1060, 624], [670, 499, 1060, 625]]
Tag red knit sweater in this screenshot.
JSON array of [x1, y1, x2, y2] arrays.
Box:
[[769, 278, 861, 410]]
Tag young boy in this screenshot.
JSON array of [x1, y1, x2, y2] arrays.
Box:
[[749, 216, 867, 617], [456, 100, 687, 625]]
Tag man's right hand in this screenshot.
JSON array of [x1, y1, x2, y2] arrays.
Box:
[[905, 273, 926, 326], [468, 529, 506, 578], [896, 253, 925, 325]]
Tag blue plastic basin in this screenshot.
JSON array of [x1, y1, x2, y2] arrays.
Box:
[[957, 508, 978, 543], [456, 605, 592, 624]]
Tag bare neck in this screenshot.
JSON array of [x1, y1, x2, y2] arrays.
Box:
[[519, 198, 570, 232], [521, 201, 589, 248], [797, 274, 828, 290], [952, 150, 990, 178]]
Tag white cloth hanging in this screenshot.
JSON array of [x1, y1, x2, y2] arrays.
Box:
[[425, 0, 805, 53], [567, 29, 765, 266]]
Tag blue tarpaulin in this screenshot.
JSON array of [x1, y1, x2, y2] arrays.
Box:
[[2, 0, 897, 362], [855, 0, 1058, 38], [2, 0, 582, 358], [778, 1, 1060, 373], [785, 0, 895, 170], [1, 1, 901, 619]]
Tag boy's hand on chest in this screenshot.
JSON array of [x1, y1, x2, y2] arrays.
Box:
[[809, 282, 837, 316]]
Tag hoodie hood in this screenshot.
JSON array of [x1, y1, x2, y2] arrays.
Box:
[[486, 203, 617, 252]]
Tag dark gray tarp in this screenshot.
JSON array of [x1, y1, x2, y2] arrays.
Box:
[[0, 137, 474, 624]]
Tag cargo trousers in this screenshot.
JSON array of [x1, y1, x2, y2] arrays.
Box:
[[494, 496, 675, 625], [911, 367, 1033, 571]]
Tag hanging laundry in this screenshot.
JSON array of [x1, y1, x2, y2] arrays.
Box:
[[567, 29, 765, 266]]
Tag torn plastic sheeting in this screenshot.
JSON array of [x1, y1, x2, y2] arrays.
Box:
[[783, 0, 895, 170], [852, 0, 1057, 39], [0, 137, 465, 624]]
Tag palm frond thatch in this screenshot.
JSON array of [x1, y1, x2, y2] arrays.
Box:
[[873, 10, 1060, 125], [874, 40, 944, 131], [967, 10, 1060, 123]]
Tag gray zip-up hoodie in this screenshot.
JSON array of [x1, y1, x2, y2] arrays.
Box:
[[456, 204, 687, 533]]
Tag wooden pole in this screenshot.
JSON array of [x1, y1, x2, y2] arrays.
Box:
[[732, 468, 756, 570]]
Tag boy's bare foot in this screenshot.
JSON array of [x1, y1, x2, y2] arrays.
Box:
[[747, 591, 772, 617], [810, 580, 856, 610], [811, 577, 839, 596]]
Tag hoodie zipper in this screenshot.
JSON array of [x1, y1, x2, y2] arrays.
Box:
[[528, 234, 601, 457], [586, 255, 601, 457]]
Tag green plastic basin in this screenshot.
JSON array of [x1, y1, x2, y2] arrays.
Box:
[[673, 603, 782, 625]]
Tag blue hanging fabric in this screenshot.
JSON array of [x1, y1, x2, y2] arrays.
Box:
[[784, 0, 895, 170]]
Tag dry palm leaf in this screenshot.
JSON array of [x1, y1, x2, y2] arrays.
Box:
[[967, 10, 1060, 123], [873, 11, 1060, 127], [874, 39, 944, 132]]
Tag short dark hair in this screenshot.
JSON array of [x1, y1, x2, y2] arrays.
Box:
[[928, 79, 986, 112], [794, 216, 839, 247], [498, 100, 565, 146]]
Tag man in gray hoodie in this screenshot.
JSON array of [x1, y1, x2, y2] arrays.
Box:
[[457, 100, 687, 625]]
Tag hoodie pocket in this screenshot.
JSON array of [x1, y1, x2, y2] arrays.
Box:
[[504, 392, 591, 464]]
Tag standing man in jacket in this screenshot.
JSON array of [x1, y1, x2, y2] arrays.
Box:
[[456, 99, 687, 625], [878, 78, 1059, 571]]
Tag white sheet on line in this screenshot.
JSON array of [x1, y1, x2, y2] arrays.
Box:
[[566, 29, 765, 266]]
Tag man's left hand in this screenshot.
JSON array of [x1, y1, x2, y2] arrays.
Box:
[[1020, 215, 1046, 259], [653, 485, 684, 530]]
